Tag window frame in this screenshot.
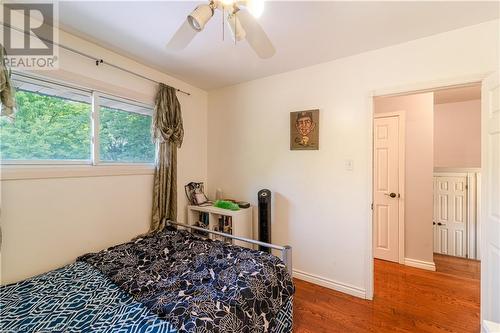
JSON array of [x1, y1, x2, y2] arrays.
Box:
[[1, 72, 155, 168]]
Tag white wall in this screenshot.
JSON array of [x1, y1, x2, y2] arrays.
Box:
[[434, 99, 481, 168], [0, 26, 208, 284], [375, 93, 435, 264], [207, 20, 499, 297]]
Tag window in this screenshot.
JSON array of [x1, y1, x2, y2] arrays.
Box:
[[0, 74, 92, 162], [99, 96, 155, 163], [0, 73, 154, 165]]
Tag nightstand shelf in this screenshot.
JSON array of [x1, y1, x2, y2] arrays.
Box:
[[187, 205, 253, 248]]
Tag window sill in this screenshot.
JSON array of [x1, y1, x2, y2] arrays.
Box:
[[0, 164, 155, 181]]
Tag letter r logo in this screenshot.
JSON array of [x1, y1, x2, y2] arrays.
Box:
[[3, 3, 54, 56]]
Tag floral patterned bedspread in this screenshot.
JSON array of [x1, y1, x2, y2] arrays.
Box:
[[78, 226, 295, 333]]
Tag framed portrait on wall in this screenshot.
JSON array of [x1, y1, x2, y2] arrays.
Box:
[[290, 109, 319, 150]]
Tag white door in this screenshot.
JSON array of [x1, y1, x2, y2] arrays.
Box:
[[433, 176, 467, 257], [373, 116, 401, 263], [481, 73, 500, 326]]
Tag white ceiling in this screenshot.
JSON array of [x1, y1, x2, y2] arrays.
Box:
[[57, 1, 499, 90]]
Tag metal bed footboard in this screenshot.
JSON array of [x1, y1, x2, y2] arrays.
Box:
[[165, 219, 293, 275]]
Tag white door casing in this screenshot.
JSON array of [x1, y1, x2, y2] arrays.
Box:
[[373, 114, 404, 263], [481, 72, 500, 327], [433, 176, 468, 257]]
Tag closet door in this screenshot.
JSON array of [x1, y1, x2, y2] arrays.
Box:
[[433, 176, 467, 257]]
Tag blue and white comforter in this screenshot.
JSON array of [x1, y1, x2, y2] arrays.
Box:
[[0, 261, 176, 333]]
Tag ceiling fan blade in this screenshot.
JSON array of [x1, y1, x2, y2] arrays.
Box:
[[166, 19, 197, 51], [236, 9, 275, 59]]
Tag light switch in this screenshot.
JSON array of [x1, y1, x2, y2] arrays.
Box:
[[345, 159, 354, 171]]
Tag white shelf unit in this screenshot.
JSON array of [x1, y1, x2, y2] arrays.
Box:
[[187, 205, 253, 249]]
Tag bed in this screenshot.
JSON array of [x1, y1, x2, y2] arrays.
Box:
[[0, 221, 295, 333]]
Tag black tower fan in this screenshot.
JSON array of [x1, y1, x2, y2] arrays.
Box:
[[258, 189, 271, 252]]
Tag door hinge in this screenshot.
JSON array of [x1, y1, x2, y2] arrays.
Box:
[[371, 203, 373, 210]]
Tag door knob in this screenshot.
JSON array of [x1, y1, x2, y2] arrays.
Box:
[[433, 222, 436, 225], [437, 222, 445, 226], [384, 192, 397, 198]]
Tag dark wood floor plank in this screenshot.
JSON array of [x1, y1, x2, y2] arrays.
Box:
[[293, 256, 480, 332], [434, 253, 480, 280]]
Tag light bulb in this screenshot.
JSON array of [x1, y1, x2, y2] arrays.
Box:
[[246, 0, 264, 18], [187, 4, 214, 31]]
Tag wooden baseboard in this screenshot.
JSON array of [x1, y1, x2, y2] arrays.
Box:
[[404, 258, 436, 271], [293, 269, 367, 299]]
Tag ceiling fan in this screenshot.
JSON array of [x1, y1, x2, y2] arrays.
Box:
[[166, 0, 275, 59]]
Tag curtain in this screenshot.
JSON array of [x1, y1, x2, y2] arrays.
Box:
[[150, 83, 184, 233], [0, 45, 16, 119]]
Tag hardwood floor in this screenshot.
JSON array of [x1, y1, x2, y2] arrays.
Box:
[[434, 253, 480, 280], [293, 256, 480, 333]]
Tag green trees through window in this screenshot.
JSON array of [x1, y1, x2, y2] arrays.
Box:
[[0, 91, 91, 160], [100, 106, 155, 163], [0, 87, 155, 163]]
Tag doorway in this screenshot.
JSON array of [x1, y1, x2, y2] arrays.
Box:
[[368, 73, 500, 330], [372, 84, 482, 266], [372, 91, 435, 269]]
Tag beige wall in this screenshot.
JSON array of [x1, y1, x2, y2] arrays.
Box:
[[0, 26, 208, 284], [207, 20, 498, 297], [374, 93, 435, 264], [434, 100, 481, 168]]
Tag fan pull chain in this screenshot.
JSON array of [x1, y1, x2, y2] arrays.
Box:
[[222, 7, 225, 41], [234, 10, 237, 45]]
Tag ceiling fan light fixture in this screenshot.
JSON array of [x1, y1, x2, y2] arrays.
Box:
[[166, 0, 275, 59], [227, 13, 246, 42], [187, 4, 214, 31]]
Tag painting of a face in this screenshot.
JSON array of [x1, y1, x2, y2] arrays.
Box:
[[296, 115, 315, 136], [290, 109, 319, 150]]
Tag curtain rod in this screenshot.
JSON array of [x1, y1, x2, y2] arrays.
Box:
[[1, 22, 191, 96]]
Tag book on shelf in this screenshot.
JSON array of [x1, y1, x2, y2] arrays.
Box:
[[194, 212, 209, 237], [214, 216, 233, 244]]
